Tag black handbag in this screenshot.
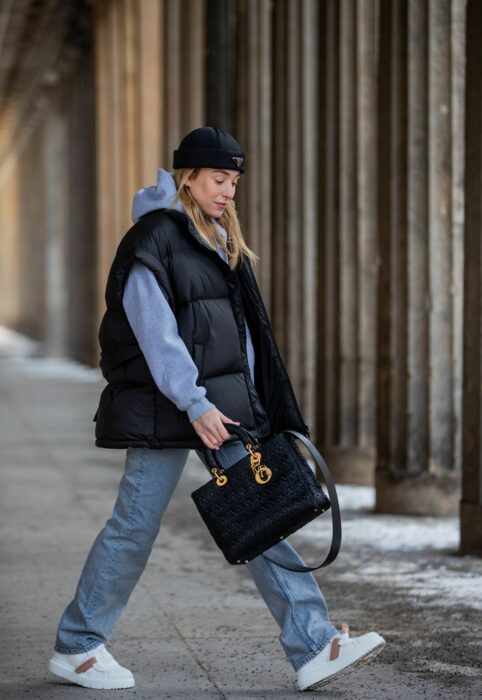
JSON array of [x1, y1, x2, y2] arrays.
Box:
[[191, 424, 342, 573]]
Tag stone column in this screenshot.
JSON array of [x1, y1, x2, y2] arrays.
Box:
[[451, 0, 466, 474], [0, 162, 21, 326], [356, 0, 378, 455], [460, 0, 482, 556], [206, 0, 237, 131], [164, 0, 183, 152], [428, 0, 453, 475], [319, 0, 378, 483], [138, 0, 162, 182], [44, 98, 68, 357], [122, 0, 140, 216], [270, 0, 288, 352], [406, 0, 429, 478], [18, 128, 47, 341], [376, 0, 409, 493], [184, 0, 205, 131], [163, 0, 206, 151], [65, 47, 97, 365], [94, 0, 112, 323], [300, 0, 320, 426], [318, 0, 339, 450], [285, 0, 303, 393], [338, 0, 357, 451], [375, 0, 459, 515]]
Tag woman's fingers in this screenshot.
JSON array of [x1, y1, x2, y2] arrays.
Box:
[[216, 412, 240, 441], [193, 413, 221, 449], [218, 412, 241, 426], [199, 432, 220, 450], [192, 407, 240, 448]]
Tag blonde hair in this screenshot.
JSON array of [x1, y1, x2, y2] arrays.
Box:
[[171, 168, 259, 270]]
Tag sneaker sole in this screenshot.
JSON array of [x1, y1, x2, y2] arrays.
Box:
[[49, 658, 135, 690], [299, 640, 386, 691]]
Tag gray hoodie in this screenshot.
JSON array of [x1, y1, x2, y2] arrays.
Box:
[[123, 168, 256, 424]]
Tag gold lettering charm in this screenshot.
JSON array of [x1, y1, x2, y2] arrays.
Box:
[[211, 467, 228, 486], [246, 444, 272, 484]]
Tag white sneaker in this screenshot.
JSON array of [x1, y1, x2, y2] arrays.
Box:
[[297, 624, 385, 691], [48, 643, 135, 689]]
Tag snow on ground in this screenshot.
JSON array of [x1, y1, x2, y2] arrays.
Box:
[[298, 483, 482, 611], [0, 326, 102, 381], [0, 325, 41, 357], [0, 355, 102, 381]]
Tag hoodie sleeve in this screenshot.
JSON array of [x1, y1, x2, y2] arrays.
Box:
[[122, 261, 215, 423]]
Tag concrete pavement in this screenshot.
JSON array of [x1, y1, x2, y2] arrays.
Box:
[[0, 349, 481, 699]]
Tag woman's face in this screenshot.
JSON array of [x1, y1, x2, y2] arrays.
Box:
[[185, 168, 241, 218]]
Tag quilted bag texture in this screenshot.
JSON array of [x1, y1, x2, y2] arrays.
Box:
[[191, 429, 332, 565]]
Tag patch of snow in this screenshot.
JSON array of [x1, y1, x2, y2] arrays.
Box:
[[341, 513, 458, 552], [296, 484, 482, 611], [331, 559, 482, 610], [0, 325, 41, 357], [418, 660, 482, 678], [0, 355, 102, 382], [301, 485, 458, 551], [329, 483, 375, 511]]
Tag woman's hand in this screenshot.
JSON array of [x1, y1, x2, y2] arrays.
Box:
[[192, 407, 240, 450]]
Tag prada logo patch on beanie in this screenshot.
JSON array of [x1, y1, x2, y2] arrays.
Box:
[[173, 127, 246, 173]]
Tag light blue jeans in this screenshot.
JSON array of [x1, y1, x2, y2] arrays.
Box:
[[54, 438, 338, 671]]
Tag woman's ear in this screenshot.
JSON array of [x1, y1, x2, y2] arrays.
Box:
[[185, 168, 200, 187]]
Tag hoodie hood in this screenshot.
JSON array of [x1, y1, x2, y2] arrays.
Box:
[[131, 168, 184, 223], [131, 167, 228, 262]]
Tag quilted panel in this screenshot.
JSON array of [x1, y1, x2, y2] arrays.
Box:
[[191, 433, 331, 564]]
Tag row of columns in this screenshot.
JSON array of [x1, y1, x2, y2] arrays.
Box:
[[0, 4, 96, 364], [0, 0, 480, 551], [210, 0, 378, 486], [59, 0, 482, 550]]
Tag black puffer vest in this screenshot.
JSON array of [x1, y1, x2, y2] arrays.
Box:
[[93, 208, 309, 449]]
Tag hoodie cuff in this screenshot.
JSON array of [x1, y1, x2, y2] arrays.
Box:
[[186, 397, 215, 423]]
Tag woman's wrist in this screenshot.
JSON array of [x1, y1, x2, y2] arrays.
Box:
[[186, 397, 215, 423]]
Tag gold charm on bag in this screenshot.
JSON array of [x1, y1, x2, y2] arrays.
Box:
[[246, 443, 272, 484], [211, 467, 228, 486]]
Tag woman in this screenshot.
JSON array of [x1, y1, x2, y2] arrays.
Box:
[[48, 127, 385, 691]]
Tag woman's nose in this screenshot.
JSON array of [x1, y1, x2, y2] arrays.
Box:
[[222, 183, 236, 199]]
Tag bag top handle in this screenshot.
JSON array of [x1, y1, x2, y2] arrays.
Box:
[[201, 424, 342, 573]]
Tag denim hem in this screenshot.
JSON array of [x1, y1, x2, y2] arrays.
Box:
[[263, 556, 325, 655], [292, 630, 339, 672], [54, 641, 103, 655]]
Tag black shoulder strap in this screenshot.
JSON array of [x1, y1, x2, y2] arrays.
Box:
[[260, 430, 342, 573]]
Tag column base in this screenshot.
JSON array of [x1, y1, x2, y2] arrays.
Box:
[[460, 501, 482, 555], [323, 448, 375, 486], [375, 470, 458, 516]]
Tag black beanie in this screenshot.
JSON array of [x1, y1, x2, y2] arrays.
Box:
[[173, 127, 245, 173]]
